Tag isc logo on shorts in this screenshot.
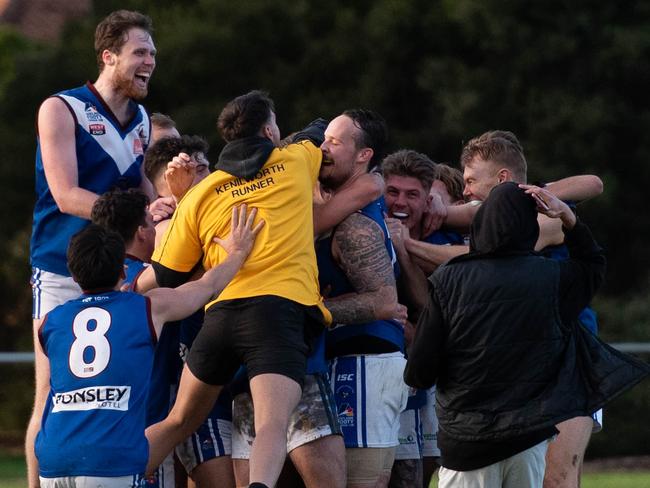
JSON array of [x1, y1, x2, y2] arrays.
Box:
[[337, 373, 354, 381], [52, 385, 130, 412]]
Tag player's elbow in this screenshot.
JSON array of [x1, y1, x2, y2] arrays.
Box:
[[372, 286, 400, 321], [585, 175, 604, 198]]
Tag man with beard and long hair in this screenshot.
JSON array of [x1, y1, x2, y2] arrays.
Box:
[[26, 10, 158, 487]]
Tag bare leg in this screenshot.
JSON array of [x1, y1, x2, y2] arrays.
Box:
[[278, 459, 307, 488], [290, 435, 346, 488], [26, 317, 49, 488], [233, 459, 250, 488], [544, 416, 593, 488], [248, 373, 302, 487], [146, 364, 221, 475], [346, 447, 396, 488], [422, 457, 439, 488], [389, 459, 423, 488], [190, 456, 235, 488]]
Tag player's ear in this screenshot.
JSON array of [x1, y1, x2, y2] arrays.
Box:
[[496, 168, 511, 183], [359, 147, 374, 166], [102, 49, 116, 67]]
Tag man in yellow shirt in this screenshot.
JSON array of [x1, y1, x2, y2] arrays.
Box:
[[144, 90, 330, 488]]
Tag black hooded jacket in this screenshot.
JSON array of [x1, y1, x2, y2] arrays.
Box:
[[404, 182, 648, 470]]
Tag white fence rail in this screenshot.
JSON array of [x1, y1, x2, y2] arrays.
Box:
[[2, 343, 650, 363]]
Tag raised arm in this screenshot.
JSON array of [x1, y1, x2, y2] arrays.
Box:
[[38, 97, 99, 219], [405, 239, 468, 275], [544, 174, 603, 203], [147, 205, 264, 336], [325, 212, 404, 324], [386, 217, 429, 320], [313, 172, 384, 236]]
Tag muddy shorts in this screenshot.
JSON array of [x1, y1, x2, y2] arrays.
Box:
[[231, 372, 341, 458]]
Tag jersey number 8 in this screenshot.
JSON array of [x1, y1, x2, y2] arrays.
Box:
[[69, 307, 111, 378]]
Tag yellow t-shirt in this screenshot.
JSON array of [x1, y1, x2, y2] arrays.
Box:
[[152, 140, 331, 323]]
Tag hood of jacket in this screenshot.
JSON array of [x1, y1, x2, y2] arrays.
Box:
[[468, 181, 539, 256], [215, 136, 275, 180]]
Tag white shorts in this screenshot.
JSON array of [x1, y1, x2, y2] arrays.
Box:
[[592, 409, 603, 433], [420, 386, 441, 457], [395, 407, 422, 460], [438, 439, 549, 488], [231, 372, 340, 459], [329, 352, 408, 448], [31, 267, 81, 319], [40, 475, 146, 488]]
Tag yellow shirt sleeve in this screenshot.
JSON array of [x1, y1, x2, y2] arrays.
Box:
[[151, 193, 203, 273]]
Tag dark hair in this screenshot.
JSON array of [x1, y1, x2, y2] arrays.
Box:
[[150, 112, 176, 131], [91, 189, 150, 245], [217, 90, 275, 142], [144, 134, 210, 182], [380, 149, 436, 191], [436, 164, 465, 203], [342, 109, 388, 170], [95, 10, 153, 71], [67, 224, 125, 290], [460, 130, 527, 182]]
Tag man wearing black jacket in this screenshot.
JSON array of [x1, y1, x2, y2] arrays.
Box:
[[404, 182, 648, 487]]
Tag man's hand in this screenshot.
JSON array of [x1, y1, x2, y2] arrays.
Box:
[[165, 152, 196, 201], [420, 192, 447, 237], [519, 184, 576, 229], [213, 204, 265, 258], [148, 196, 176, 223], [386, 217, 409, 255]]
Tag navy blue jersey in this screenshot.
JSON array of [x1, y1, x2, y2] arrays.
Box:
[[36, 291, 155, 477], [31, 83, 150, 276], [422, 229, 465, 246], [317, 198, 403, 357]]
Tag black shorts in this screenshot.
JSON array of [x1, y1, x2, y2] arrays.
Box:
[[187, 295, 326, 388]]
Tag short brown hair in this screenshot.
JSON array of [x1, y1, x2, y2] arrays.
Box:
[[144, 135, 209, 182], [91, 189, 150, 245], [150, 112, 176, 131], [380, 149, 436, 192], [67, 224, 125, 290], [95, 10, 153, 71], [460, 130, 527, 182], [217, 90, 275, 142], [435, 164, 465, 203]]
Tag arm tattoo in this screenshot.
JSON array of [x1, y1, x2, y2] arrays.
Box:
[[325, 212, 398, 324]]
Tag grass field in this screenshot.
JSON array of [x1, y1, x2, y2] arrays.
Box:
[[427, 471, 650, 488], [3, 451, 650, 487]]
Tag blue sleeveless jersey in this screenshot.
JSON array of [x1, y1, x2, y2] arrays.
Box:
[[317, 197, 403, 361], [36, 290, 156, 477], [423, 229, 465, 246], [30, 82, 150, 276]]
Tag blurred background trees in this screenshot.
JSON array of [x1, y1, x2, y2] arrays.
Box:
[[1, 0, 648, 457]]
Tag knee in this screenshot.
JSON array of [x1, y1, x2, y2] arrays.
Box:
[[543, 463, 578, 488]]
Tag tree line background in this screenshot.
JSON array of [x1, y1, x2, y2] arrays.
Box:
[[0, 0, 648, 458]]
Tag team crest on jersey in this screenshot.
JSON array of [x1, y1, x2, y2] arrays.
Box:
[[84, 103, 104, 122], [89, 123, 106, 135], [133, 125, 146, 155], [133, 137, 143, 155]]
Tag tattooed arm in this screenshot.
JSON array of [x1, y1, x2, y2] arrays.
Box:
[[325, 212, 400, 324]]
